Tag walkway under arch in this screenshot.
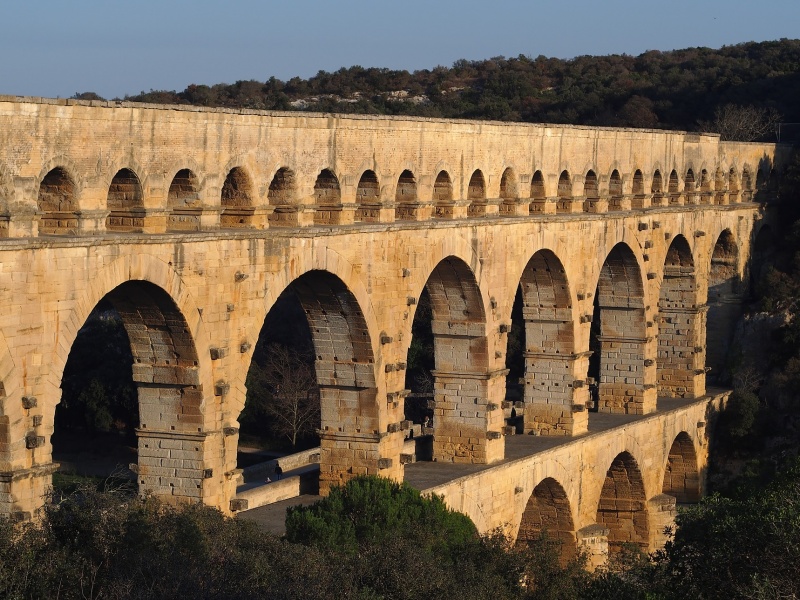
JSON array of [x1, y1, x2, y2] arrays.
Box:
[[517, 477, 578, 562], [662, 432, 701, 503], [706, 229, 741, 382], [596, 451, 650, 554]]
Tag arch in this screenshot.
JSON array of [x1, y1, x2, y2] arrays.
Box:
[[590, 243, 649, 414], [706, 229, 741, 381], [38, 166, 78, 235], [220, 167, 255, 228], [166, 168, 201, 231], [651, 169, 664, 206], [583, 170, 599, 198], [517, 250, 580, 435], [713, 167, 726, 204], [313, 169, 342, 225], [517, 477, 578, 561], [632, 169, 644, 195], [55, 279, 205, 502], [106, 168, 145, 232], [394, 169, 419, 221], [433, 170, 454, 219], [684, 168, 697, 203], [531, 170, 546, 199], [596, 451, 650, 553], [728, 166, 740, 203], [556, 170, 572, 213], [267, 167, 298, 227], [658, 236, 702, 398], [700, 169, 711, 192], [499, 168, 517, 200], [609, 169, 623, 210], [742, 167, 753, 201], [662, 432, 700, 503], [467, 169, 487, 217], [419, 256, 497, 463], [354, 169, 381, 223], [250, 270, 378, 493], [498, 167, 518, 216], [668, 169, 680, 205]]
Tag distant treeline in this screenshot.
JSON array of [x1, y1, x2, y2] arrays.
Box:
[[76, 39, 800, 139]]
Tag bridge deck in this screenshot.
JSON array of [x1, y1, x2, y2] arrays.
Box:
[[238, 392, 722, 535]]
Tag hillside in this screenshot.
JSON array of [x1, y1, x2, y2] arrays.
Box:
[[74, 39, 800, 140]]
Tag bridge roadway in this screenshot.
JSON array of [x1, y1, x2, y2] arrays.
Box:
[[240, 391, 725, 562]]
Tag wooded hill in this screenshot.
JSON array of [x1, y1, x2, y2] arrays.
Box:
[[79, 39, 800, 140]]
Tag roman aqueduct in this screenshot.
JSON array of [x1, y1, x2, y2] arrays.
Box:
[[0, 96, 789, 559]]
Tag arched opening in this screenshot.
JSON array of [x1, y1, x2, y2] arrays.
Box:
[[589, 244, 651, 414], [706, 230, 741, 382], [467, 169, 487, 217], [596, 452, 650, 554], [528, 170, 547, 214], [684, 169, 697, 203], [394, 170, 419, 221], [651, 170, 664, 206], [668, 169, 680, 205], [517, 478, 578, 562], [433, 171, 454, 219], [609, 170, 623, 210], [354, 170, 381, 223], [658, 236, 702, 398], [53, 281, 202, 500], [662, 432, 700, 503], [632, 169, 645, 208], [728, 167, 740, 203], [38, 167, 78, 235], [106, 168, 144, 232], [243, 270, 378, 495], [409, 257, 500, 463], [583, 170, 599, 211], [167, 169, 201, 231], [556, 171, 572, 213], [267, 167, 298, 227], [742, 168, 753, 202], [498, 168, 518, 216], [515, 250, 583, 435], [220, 167, 255, 228], [313, 169, 342, 225], [714, 168, 726, 205]]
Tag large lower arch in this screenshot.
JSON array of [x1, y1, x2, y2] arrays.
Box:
[[657, 235, 705, 398], [517, 477, 578, 561], [706, 229, 742, 382], [249, 270, 384, 494], [58, 281, 205, 503], [596, 452, 650, 554], [516, 250, 586, 436], [591, 244, 655, 414], [662, 432, 701, 503], [417, 256, 503, 463]]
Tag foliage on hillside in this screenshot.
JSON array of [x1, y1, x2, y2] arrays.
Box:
[[75, 39, 800, 138]]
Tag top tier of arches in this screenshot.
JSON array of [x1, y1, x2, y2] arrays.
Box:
[[11, 161, 775, 237], [0, 99, 784, 237]]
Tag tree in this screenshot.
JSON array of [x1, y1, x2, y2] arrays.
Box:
[[249, 343, 319, 448], [701, 104, 781, 141]]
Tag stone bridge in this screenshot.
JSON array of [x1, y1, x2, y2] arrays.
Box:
[[0, 98, 789, 554]]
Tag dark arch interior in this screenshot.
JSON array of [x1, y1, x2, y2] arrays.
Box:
[[499, 168, 516, 200], [221, 167, 255, 228], [313, 170, 342, 225], [531, 171, 546, 200], [584, 171, 598, 198], [167, 169, 201, 231], [662, 432, 700, 503], [106, 168, 144, 232], [517, 477, 578, 562], [268, 167, 297, 226], [557, 171, 572, 213], [467, 169, 487, 217], [596, 452, 650, 554], [355, 170, 381, 223], [38, 167, 77, 235], [651, 170, 663, 194], [706, 230, 741, 382], [54, 281, 200, 490]]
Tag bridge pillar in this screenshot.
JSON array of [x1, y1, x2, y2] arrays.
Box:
[[430, 369, 506, 464], [528, 197, 557, 215], [577, 524, 610, 571], [648, 493, 677, 550], [597, 334, 657, 414], [658, 306, 707, 398], [523, 352, 589, 436]]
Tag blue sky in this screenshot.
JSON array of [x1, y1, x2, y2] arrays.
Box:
[[1, 0, 798, 100]]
